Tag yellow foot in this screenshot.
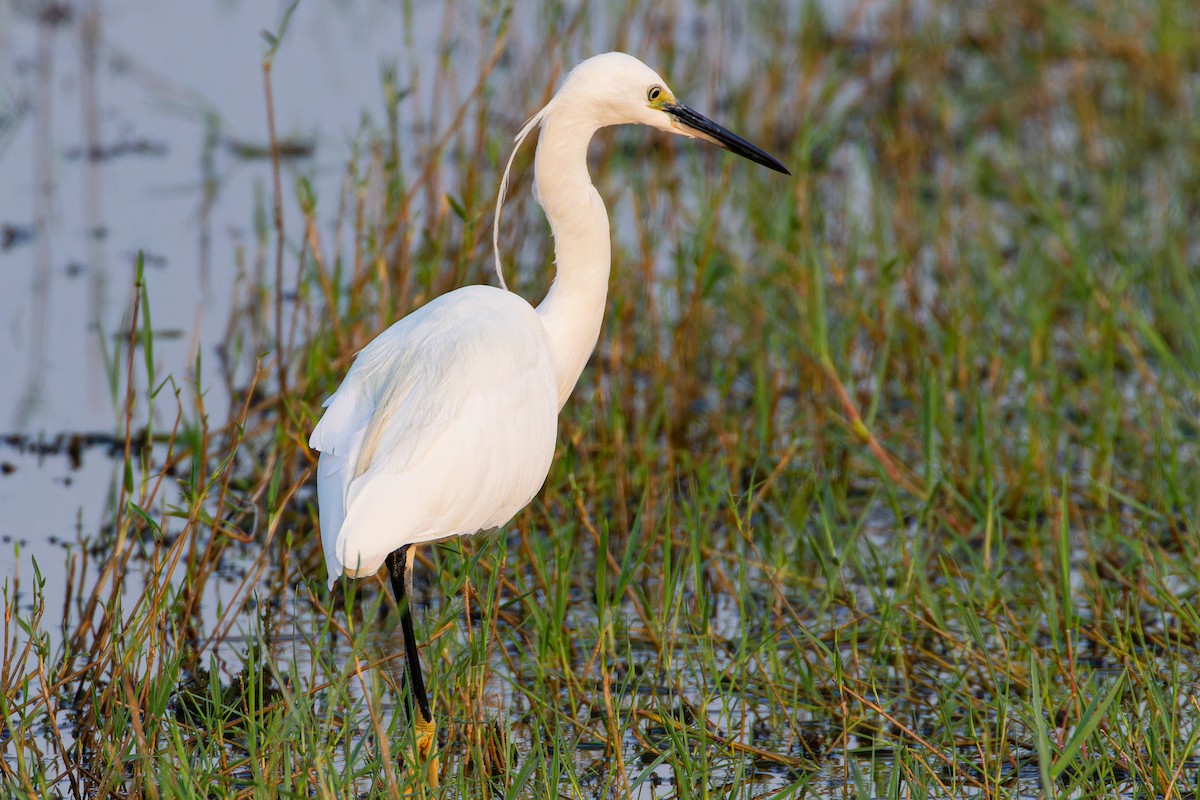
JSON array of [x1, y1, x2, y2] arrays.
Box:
[[414, 716, 439, 789]]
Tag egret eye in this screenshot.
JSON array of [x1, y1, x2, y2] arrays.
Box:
[[647, 85, 662, 102]]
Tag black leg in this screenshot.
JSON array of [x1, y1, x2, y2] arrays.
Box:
[[386, 546, 433, 724]]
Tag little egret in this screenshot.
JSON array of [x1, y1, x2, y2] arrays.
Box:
[[309, 51, 788, 782]]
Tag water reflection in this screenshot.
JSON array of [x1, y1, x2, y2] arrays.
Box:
[[0, 0, 439, 589]]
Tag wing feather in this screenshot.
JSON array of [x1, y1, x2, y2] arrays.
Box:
[[309, 285, 558, 585]]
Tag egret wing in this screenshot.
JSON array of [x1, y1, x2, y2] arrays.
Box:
[[310, 286, 557, 583], [309, 375, 375, 585]]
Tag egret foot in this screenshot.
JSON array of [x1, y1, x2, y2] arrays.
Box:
[[394, 716, 439, 796], [414, 716, 439, 788]]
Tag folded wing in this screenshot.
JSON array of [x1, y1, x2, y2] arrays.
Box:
[[309, 286, 558, 587]]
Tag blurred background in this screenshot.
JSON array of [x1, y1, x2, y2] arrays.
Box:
[[7, 0, 1192, 584], [0, 0, 914, 599]]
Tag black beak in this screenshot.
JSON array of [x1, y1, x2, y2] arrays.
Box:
[[664, 102, 790, 176]]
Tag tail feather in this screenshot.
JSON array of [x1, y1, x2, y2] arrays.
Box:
[[316, 452, 350, 589]]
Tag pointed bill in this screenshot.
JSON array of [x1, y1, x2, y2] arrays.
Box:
[[664, 102, 790, 175]]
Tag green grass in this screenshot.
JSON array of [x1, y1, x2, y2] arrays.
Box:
[[3, 0, 1200, 797]]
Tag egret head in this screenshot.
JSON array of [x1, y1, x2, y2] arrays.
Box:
[[558, 52, 790, 175], [493, 52, 789, 288]]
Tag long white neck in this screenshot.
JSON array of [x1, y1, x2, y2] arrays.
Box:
[[533, 107, 612, 409]]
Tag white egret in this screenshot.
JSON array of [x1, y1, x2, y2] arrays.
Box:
[[309, 51, 788, 782]]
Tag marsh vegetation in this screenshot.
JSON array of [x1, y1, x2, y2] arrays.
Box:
[[2, 1, 1199, 797]]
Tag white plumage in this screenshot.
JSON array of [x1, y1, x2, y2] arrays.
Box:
[[307, 53, 787, 770], [310, 287, 557, 586], [309, 50, 788, 603]]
